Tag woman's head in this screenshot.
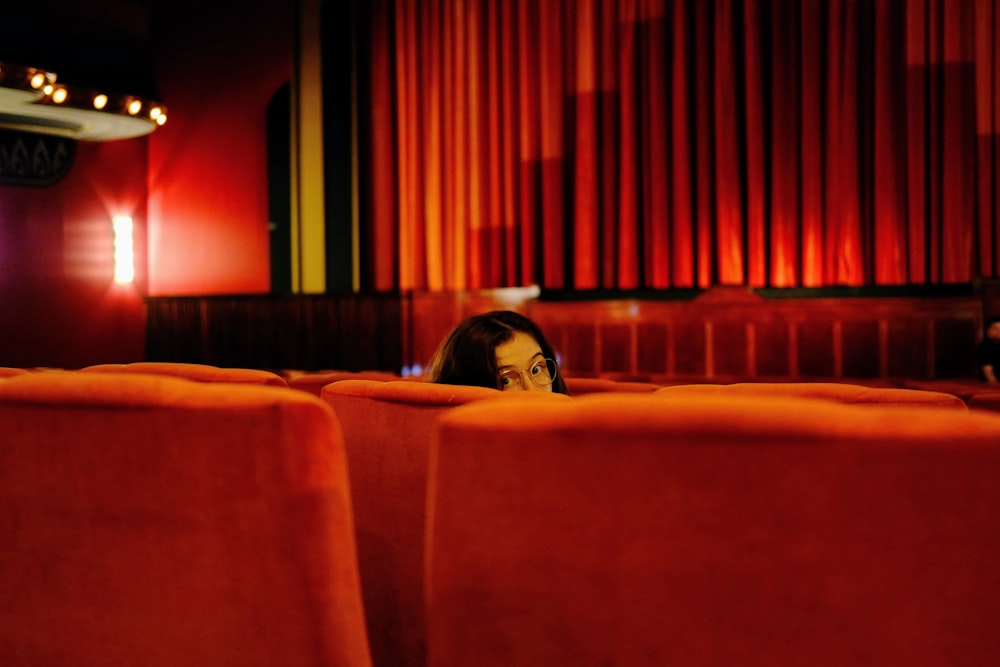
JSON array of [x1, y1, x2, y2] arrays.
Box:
[[426, 310, 568, 394], [987, 317, 1000, 343]]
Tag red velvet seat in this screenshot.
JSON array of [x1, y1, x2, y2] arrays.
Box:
[[969, 392, 1000, 414], [0, 367, 28, 378], [80, 361, 288, 386], [656, 381, 966, 409], [426, 393, 1000, 666], [320, 379, 570, 667], [0, 372, 370, 666], [564, 376, 662, 395], [898, 378, 1000, 402], [288, 369, 410, 396]]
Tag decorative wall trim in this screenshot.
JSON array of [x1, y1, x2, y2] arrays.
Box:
[[0, 129, 75, 186]]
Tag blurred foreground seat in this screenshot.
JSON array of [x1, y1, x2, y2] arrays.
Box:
[[564, 376, 662, 395], [80, 361, 288, 387], [288, 370, 410, 397], [426, 393, 1000, 666], [657, 381, 966, 409], [0, 372, 370, 666], [321, 379, 570, 667]]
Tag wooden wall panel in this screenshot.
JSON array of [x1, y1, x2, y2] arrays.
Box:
[[672, 321, 707, 377], [754, 321, 791, 377], [841, 320, 880, 378], [145, 294, 403, 372], [712, 322, 748, 378], [887, 320, 930, 378], [145, 287, 986, 382], [636, 322, 669, 376], [797, 321, 836, 378], [599, 324, 633, 374], [935, 318, 979, 378]]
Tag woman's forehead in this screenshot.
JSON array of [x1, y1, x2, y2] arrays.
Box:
[[495, 331, 543, 367]]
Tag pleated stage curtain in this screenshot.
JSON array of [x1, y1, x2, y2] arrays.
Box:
[[358, 0, 1000, 291]]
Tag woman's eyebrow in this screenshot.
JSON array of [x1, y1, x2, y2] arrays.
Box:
[[497, 353, 544, 370]]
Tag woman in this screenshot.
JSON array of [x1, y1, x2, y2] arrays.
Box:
[[426, 310, 569, 394], [976, 317, 1000, 383]]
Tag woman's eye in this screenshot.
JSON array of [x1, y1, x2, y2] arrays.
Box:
[[530, 364, 543, 375], [500, 376, 512, 385]]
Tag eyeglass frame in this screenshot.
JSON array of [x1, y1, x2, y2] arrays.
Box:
[[497, 357, 558, 391]]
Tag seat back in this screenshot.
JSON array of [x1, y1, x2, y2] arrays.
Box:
[[0, 367, 28, 378], [0, 372, 370, 666], [969, 392, 1000, 414], [321, 379, 569, 667], [657, 381, 966, 409], [80, 361, 288, 386], [288, 370, 409, 396], [427, 393, 1000, 666], [564, 376, 662, 395]]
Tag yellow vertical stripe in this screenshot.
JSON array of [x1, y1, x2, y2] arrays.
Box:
[[292, 0, 326, 293]]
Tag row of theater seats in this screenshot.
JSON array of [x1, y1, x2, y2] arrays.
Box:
[[2, 363, 1000, 665], [33, 361, 998, 412]]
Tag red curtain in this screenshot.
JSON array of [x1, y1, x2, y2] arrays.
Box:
[[359, 0, 1000, 291]]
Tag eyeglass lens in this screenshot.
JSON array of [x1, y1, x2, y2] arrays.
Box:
[[499, 358, 557, 389]]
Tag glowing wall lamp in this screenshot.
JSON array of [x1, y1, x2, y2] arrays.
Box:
[[113, 215, 134, 285]]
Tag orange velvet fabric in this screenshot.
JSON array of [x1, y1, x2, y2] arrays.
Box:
[[320, 380, 570, 667], [657, 381, 967, 409], [969, 392, 1000, 414], [288, 370, 410, 397], [899, 378, 1000, 402], [0, 372, 370, 666], [564, 377, 663, 395], [426, 393, 1000, 666], [79, 362, 288, 387]]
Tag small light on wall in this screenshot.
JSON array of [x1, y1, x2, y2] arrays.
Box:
[[51, 87, 68, 104], [113, 215, 135, 285], [127, 99, 142, 115], [93, 93, 108, 110]]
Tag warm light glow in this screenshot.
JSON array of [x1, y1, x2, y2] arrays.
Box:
[[93, 94, 108, 110], [149, 106, 162, 120], [42, 83, 53, 96], [155, 114, 167, 126], [127, 99, 142, 115], [51, 87, 67, 104], [29, 72, 46, 89], [113, 216, 135, 285]]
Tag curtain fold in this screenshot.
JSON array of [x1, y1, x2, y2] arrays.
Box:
[[359, 0, 1000, 291]]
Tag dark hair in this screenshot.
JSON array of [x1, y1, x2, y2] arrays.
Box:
[[426, 310, 568, 393]]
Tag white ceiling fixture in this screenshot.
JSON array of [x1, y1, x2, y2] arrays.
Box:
[[0, 60, 166, 142]]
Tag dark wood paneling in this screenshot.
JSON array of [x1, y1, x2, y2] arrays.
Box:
[[599, 323, 632, 373], [754, 321, 791, 377], [147, 288, 985, 381], [797, 321, 835, 377], [887, 320, 930, 378], [935, 318, 979, 378], [841, 320, 880, 378], [636, 322, 668, 375], [673, 321, 707, 376], [712, 322, 748, 378], [146, 294, 403, 372], [562, 323, 597, 375]]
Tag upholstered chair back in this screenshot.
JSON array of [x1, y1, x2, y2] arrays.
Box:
[[0, 372, 370, 666]]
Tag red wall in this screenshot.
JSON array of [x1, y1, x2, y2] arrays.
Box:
[[0, 140, 148, 368], [0, 0, 291, 367], [147, 0, 293, 295]]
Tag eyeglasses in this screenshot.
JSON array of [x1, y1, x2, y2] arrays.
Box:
[[498, 358, 558, 391]]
